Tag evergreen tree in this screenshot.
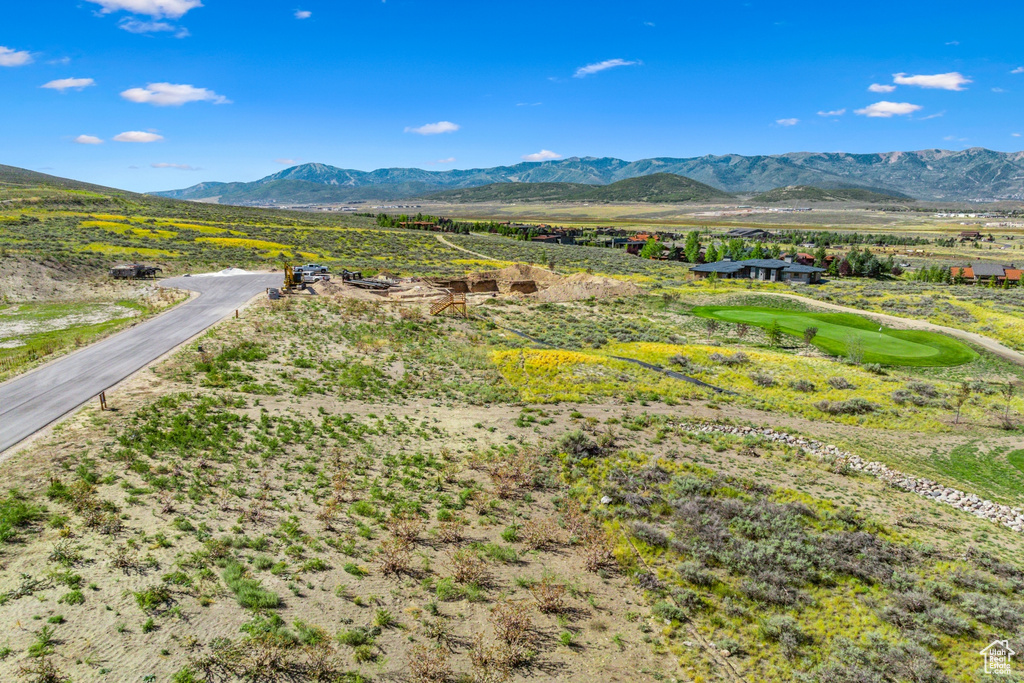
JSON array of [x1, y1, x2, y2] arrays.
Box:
[[750, 242, 765, 259], [705, 242, 719, 262], [813, 245, 827, 267], [683, 231, 702, 263]]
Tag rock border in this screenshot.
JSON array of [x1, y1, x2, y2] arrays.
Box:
[[679, 422, 1024, 534]]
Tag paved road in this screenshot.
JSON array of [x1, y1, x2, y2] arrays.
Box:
[[0, 271, 280, 456]]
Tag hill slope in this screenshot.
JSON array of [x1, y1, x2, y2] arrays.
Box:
[[749, 185, 913, 204], [153, 147, 1024, 204], [425, 173, 731, 203]]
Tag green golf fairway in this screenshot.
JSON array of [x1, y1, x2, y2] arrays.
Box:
[[691, 306, 977, 367]]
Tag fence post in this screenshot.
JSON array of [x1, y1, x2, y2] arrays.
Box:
[[99, 391, 107, 411]]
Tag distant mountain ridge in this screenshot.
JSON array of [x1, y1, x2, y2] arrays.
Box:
[[426, 174, 732, 203], [749, 185, 913, 204], [152, 148, 1024, 203]]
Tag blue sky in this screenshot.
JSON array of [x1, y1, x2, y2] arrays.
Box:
[[2, 0, 1023, 192]]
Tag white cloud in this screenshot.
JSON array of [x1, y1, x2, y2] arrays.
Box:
[[868, 83, 896, 93], [0, 46, 33, 67], [121, 82, 230, 106], [74, 135, 104, 145], [522, 150, 562, 161], [643, 21, 655, 27], [294, 10, 312, 19], [152, 162, 198, 170], [118, 18, 189, 37], [893, 72, 971, 91], [573, 58, 640, 78], [817, 109, 846, 117], [854, 101, 923, 118], [992, 87, 1007, 93], [274, 158, 299, 165], [42, 78, 96, 92], [404, 121, 460, 135], [776, 118, 799, 126], [48, 57, 72, 65], [435, 157, 456, 164], [943, 135, 968, 142], [114, 131, 164, 142], [1013, 133, 1022, 137], [516, 102, 542, 107], [1012, 67, 1024, 74], [920, 111, 945, 120], [86, 0, 202, 19]]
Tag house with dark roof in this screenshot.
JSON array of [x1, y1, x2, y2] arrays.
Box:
[[691, 257, 825, 284], [951, 263, 1021, 284], [726, 228, 773, 240]]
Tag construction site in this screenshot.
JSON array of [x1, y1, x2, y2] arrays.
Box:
[[272, 263, 644, 316]]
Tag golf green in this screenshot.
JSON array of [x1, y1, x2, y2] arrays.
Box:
[[691, 306, 977, 367]]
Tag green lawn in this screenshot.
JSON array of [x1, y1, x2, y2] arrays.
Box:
[[691, 305, 978, 367], [932, 442, 1024, 507]]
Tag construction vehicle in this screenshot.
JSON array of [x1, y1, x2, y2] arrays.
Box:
[[282, 265, 305, 292]]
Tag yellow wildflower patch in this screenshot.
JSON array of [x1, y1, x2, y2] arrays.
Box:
[[77, 243, 181, 258], [195, 237, 294, 252]]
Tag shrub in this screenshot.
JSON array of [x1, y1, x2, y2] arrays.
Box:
[[758, 615, 811, 658], [749, 372, 776, 387], [651, 601, 688, 623], [530, 576, 566, 613], [826, 376, 856, 390], [814, 398, 877, 415], [407, 644, 452, 682], [789, 379, 817, 393], [863, 362, 885, 375], [709, 351, 749, 366]]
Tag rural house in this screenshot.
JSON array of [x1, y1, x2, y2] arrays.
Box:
[[726, 228, 773, 240], [950, 263, 1021, 284], [691, 257, 825, 284]]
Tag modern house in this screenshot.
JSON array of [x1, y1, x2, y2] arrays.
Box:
[[691, 257, 825, 284], [950, 263, 1021, 284], [726, 228, 773, 240]]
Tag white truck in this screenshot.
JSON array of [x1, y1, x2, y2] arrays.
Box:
[[294, 264, 330, 283]]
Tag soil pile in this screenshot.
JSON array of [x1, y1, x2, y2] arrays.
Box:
[[468, 263, 561, 286], [533, 272, 643, 302]]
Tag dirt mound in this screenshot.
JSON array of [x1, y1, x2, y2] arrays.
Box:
[[468, 263, 561, 286], [533, 272, 643, 302]]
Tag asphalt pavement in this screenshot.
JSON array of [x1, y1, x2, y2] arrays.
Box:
[[0, 271, 281, 456]]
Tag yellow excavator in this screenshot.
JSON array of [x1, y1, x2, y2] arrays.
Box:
[[283, 265, 304, 292]]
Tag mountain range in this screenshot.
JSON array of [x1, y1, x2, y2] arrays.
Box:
[[152, 147, 1024, 204]]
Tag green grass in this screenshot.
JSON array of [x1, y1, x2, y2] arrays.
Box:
[[222, 560, 281, 609], [0, 490, 46, 543], [691, 305, 977, 367], [930, 442, 1024, 506]]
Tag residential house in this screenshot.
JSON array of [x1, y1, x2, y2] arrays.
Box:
[[951, 263, 1021, 284], [691, 257, 825, 284], [726, 228, 773, 240]]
